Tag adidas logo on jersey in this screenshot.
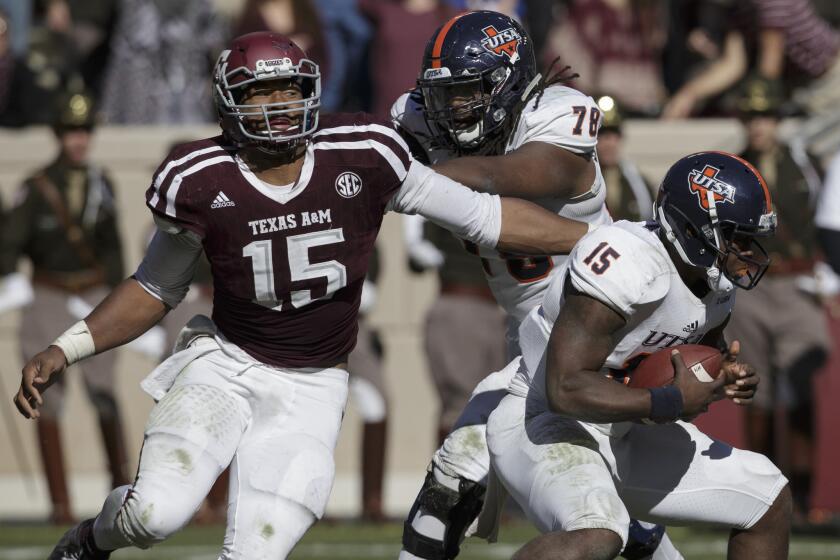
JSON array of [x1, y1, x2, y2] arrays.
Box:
[[683, 320, 699, 333], [211, 191, 235, 209]]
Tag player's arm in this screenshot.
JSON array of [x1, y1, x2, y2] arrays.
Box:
[[389, 160, 589, 256], [545, 280, 726, 423], [14, 226, 202, 419], [431, 141, 595, 200]]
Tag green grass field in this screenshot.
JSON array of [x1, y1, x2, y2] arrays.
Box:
[[1, 521, 839, 559]]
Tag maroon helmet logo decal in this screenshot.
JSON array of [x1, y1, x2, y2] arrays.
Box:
[[481, 26, 521, 62], [688, 165, 735, 210]]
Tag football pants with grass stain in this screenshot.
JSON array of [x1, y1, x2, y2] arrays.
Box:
[[92, 339, 347, 559]]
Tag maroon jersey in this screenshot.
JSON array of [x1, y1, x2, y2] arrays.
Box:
[[146, 114, 411, 367]]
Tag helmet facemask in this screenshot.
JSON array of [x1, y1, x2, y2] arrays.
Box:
[[214, 50, 321, 154], [419, 65, 515, 156]]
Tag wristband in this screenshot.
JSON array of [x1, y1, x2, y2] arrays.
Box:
[[52, 320, 96, 366], [648, 386, 683, 423]]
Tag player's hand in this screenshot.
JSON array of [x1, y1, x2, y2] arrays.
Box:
[[671, 349, 726, 419], [13, 345, 68, 419], [720, 340, 758, 405]]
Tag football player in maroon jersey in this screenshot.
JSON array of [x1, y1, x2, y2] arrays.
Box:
[[13, 32, 595, 560]]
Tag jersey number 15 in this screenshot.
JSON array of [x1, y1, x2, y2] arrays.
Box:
[[243, 229, 347, 311]]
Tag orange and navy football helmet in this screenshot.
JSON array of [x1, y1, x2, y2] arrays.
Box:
[[418, 11, 539, 156], [655, 151, 777, 291]]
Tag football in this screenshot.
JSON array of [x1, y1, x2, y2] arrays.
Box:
[[628, 344, 723, 389]]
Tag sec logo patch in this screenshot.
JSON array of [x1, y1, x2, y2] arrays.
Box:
[[335, 171, 363, 198]]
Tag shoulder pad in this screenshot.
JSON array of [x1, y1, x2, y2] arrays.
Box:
[[568, 224, 671, 318]]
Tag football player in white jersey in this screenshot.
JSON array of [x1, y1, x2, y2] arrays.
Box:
[[393, 10, 680, 560], [489, 151, 790, 560]]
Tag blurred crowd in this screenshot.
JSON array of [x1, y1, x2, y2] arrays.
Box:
[[1, 0, 840, 125], [1, 0, 840, 531]]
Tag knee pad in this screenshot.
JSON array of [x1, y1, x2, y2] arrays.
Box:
[[146, 384, 244, 467], [117, 482, 199, 548], [402, 467, 486, 560]]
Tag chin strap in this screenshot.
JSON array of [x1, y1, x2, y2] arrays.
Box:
[[706, 265, 734, 293]]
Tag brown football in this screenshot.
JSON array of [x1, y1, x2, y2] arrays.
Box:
[[628, 344, 723, 389]]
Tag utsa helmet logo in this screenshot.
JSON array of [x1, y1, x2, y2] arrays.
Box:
[[480, 26, 521, 62], [688, 165, 736, 210]]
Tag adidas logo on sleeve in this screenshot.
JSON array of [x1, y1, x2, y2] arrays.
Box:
[[211, 191, 236, 209]]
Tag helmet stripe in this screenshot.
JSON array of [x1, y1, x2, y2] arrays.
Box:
[[430, 14, 466, 69], [709, 150, 773, 212]]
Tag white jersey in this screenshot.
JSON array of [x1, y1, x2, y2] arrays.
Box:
[[509, 221, 734, 434], [392, 85, 612, 323]]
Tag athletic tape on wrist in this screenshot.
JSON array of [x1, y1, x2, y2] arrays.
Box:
[[648, 386, 683, 423], [52, 320, 95, 365]]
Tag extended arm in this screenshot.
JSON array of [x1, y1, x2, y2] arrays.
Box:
[[389, 161, 589, 256], [14, 227, 201, 419], [431, 141, 596, 200], [77, 225, 203, 353]]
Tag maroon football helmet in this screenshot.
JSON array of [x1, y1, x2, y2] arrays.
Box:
[[213, 32, 321, 152]]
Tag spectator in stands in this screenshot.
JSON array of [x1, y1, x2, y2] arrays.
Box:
[[313, 0, 372, 111], [542, 0, 667, 116], [725, 78, 830, 526], [236, 0, 328, 89], [0, 2, 85, 127], [523, 0, 559, 63], [661, 0, 733, 95], [404, 216, 507, 445], [0, 9, 13, 118], [595, 95, 655, 220], [100, 0, 225, 124], [39, 0, 118, 98], [0, 0, 31, 57], [0, 92, 129, 524], [663, 0, 840, 119], [359, 0, 458, 119]]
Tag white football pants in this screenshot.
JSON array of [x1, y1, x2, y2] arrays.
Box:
[[93, 337, 348, 559], [487, 393, 788, 549]]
